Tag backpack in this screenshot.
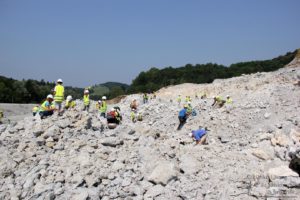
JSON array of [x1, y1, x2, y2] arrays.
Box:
[[107, 111, 115, 119]]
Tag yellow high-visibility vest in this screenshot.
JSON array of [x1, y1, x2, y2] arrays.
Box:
[[100, 101, 107, 113], [83, 95, 90, 106], [54, 85, 64, 102], [66, 101, 76, 108], [40, 100, 50, 111]]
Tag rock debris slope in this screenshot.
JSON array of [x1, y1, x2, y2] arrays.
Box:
[[1, 65, 300, 200]]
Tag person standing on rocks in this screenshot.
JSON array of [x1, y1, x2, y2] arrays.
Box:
[[53, 79, 64, 115], [83, 90, 90, 111], [186, 101, 193, 115], [177, 95, 182, 105], [39, 94, 56, 119], [100, 96, 107, 118], [143, 93, 149, 104], [177, 104, 188, 130], [189, 127, 208, 145]]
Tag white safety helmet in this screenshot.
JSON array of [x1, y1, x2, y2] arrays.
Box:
[[110, 108, 115, 112], [187, 101, 191, 105], [98, 100, 102, 104], [57, 79, 63, 83], [47, 94, 54, 99], [84, 89, 89, 94], [102, 96, 107, 100], [226, 95, 230, 98], [66, 95, 72, 101], [188, 132, 193, 137]]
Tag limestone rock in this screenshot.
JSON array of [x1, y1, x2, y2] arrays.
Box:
[[268, 165, 299, 181], [179, 154, 201, 175], [148, 161, 178, 186], [100, 137, 124, 147], [252, 149, 272, 160], [144, 184, 165, 198]]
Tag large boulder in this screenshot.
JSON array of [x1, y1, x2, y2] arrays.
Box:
[[100, 137, 124, 147], [179, 154, 202, 175], [268, 165, 299, 181], [252, 149, 272, 160], [148, 161, 178, 186]]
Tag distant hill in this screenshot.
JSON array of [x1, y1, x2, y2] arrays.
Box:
[[128, 50, 297, 93], [0, 49, 297, 103], [0, 76, 129, 103], [89, 82, 129, 100]]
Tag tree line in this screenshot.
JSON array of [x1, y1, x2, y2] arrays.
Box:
[[0, 50, 296, 103], [0, 78, 84, 103], [127, 50, 296, 93]]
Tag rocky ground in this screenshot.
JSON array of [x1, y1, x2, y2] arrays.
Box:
[[0, 103, 36, 124], [0, 63, 300, 199]]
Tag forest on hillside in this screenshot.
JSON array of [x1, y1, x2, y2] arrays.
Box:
[[0, 50, 297, 103], [127, 50, 296, 93]]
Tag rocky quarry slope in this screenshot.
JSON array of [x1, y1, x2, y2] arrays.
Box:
[[1, 64, 300, 200]]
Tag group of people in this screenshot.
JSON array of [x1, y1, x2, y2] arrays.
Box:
[[31, 79, 231, 144], [33, 79, 76, 118], [32, 79, 108, 119], [178, 94, 233, 145], [32, 79, 127, 129], [129, 99, 143, 123]]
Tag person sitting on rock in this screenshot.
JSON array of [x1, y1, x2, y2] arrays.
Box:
[[189, 127, 208, 145], [39, 94, 56, 119], [143, 93, 149, 104], [130, 108, 137, 122], [32, 105, 40, 116], [65, 95, 76, 109], [212, 96, 226, 108], [226, 95, 233, 104], [106, 108, 121, 125], [137, 112, 143, 121], [114, 106, 122, 123]]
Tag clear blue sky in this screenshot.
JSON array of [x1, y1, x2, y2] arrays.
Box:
[[1, 0, 299, 87]]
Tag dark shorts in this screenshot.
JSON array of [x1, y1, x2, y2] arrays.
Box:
[[39, 111, 53, 118]]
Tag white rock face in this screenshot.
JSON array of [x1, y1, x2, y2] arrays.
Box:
[[148, 161, 178, 185], [268, 165, 299, 181], [0, 64, 300, 199]]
